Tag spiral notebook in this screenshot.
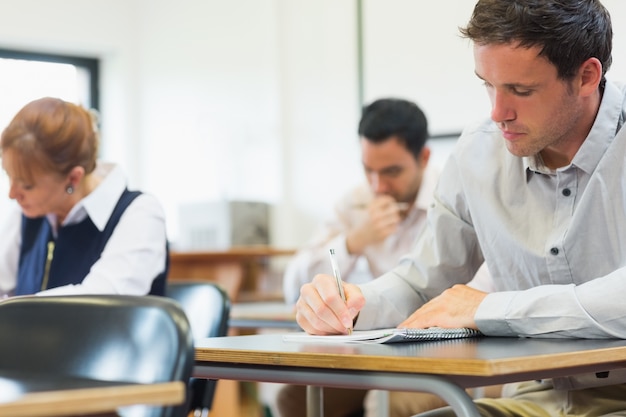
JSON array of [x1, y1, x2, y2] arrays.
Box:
[[283, 327, 482, 344]]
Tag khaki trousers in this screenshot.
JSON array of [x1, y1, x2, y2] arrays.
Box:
[[415, 381, 626, 417]]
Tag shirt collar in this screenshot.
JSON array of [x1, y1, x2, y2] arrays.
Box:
[[524, 81, 626, 179], [571, 81, 626, 174]]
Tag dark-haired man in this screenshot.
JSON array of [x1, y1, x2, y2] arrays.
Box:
[[279, 97, 493, 417], [295, 1, 626, 416]]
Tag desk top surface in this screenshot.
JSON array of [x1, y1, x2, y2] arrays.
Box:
[[170, 246, 295, 260], [0, 370, 184, 417], [195, 333, 626, 380]]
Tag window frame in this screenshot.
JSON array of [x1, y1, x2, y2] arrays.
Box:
[[0, 48, 99, 111]]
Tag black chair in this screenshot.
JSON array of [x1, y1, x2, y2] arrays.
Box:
[[0, 294, 195, 417], [166, 281, 231, 417]]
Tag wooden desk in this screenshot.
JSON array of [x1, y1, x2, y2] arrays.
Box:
[[169, 247, 295, 302], [194, 333, 626, 417], [0, 369, 185, 417]]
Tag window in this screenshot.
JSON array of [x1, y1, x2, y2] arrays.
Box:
[[0, 49, 99, 128]]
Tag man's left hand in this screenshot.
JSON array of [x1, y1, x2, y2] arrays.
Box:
[[398, 284, 487, 329]]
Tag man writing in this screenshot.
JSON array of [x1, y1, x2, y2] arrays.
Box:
[[280, 98, 493, 417], [295, 0, 626, 415]]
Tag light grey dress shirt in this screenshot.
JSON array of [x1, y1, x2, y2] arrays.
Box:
[[358, 80, 626, 343]]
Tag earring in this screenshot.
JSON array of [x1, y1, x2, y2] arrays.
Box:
[[66, 185, 74, 195]]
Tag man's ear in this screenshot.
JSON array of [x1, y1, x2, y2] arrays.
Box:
[[419, 146, 431, 166], [578, 57, 603, 97]]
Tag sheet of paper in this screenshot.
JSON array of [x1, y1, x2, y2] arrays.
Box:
[[283, 327, 482, 344]]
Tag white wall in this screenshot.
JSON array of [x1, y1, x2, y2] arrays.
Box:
[[363, 0, 487, 135], [272, 1, 361, 246], [0, 0, 625, 250], [132, 0, 360, 248], [134, 0, 283, 241]]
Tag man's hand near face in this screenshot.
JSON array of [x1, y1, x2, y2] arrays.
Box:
[[346, 195, 407, 255]]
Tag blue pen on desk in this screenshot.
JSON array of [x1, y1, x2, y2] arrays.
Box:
[[329, 248, 352, 334]]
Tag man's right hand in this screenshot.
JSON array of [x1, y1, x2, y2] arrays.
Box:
[[346, 195, 405, 254], [295, 273, 365, 335]]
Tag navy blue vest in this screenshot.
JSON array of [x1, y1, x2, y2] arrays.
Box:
[[15, 190, 167, 296]]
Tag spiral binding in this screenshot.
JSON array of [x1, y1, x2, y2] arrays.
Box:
[[399, 327, 482, 341]]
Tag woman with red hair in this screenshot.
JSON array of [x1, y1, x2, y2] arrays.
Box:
[[0, 97, 168, 297]]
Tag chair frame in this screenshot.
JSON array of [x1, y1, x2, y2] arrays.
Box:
[[0, 294, 195, 417]]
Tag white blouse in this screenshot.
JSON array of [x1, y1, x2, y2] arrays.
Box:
[[0, 163, 167, 297]]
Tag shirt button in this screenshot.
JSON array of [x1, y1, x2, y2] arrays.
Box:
[[550, 247, 559, 255], [562, 188, 571, 196]]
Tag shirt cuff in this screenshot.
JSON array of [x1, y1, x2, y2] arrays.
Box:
[[353, 284, 382, 330], [475, 291, 517, 336]]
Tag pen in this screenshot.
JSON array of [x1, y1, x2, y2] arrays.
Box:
[[329, 248, 352, 334]]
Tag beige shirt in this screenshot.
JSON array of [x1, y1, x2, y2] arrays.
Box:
[[283, 164, 494, 304]]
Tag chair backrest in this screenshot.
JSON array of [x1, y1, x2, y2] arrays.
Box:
[[165, 281, 230, 413], [166, 281, 230, 341], [0, 295, 195, 417]]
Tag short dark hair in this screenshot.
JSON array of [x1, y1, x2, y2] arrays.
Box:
[[459, 0, 612, 85], [358, 98, 428, 159]]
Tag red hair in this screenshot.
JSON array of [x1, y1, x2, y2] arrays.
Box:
[[0, 97, 99, 182]]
